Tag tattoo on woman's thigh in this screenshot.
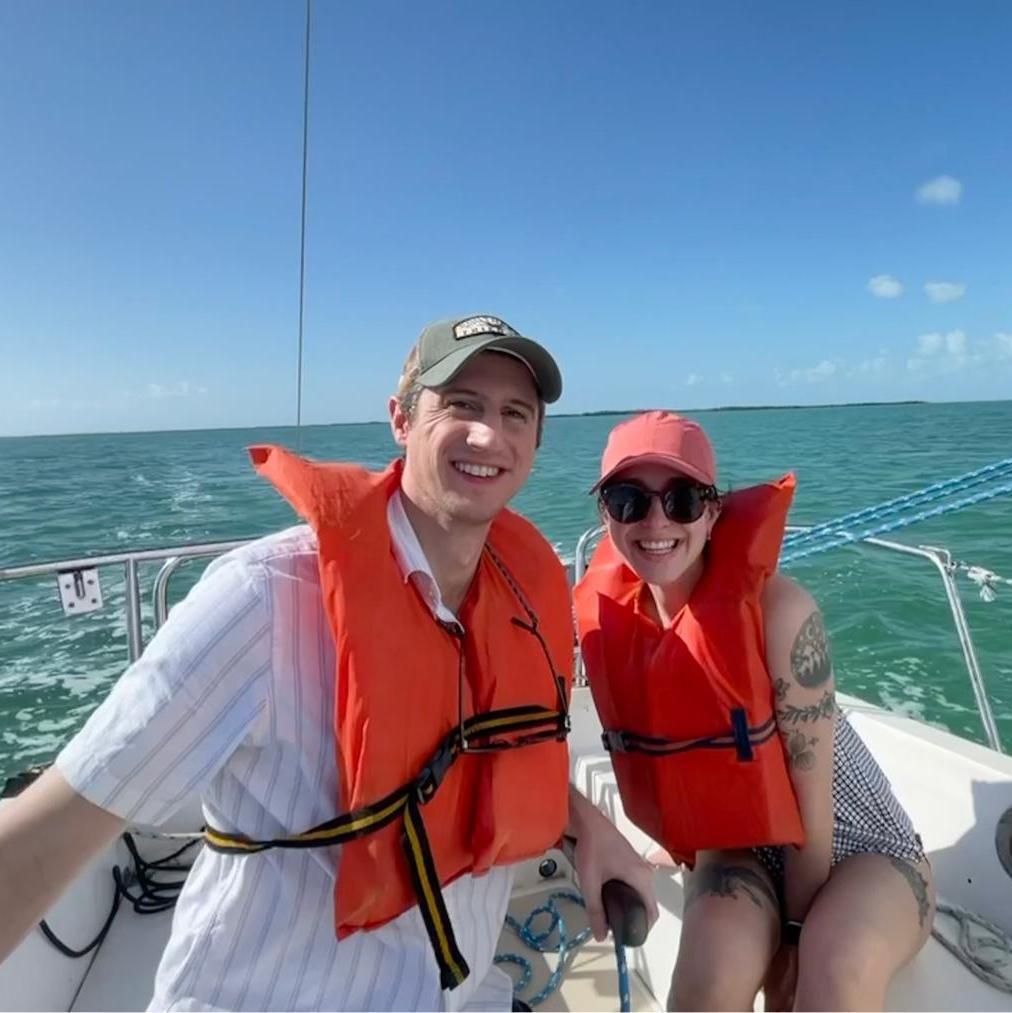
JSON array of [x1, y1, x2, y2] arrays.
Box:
[[886, 856, 931, 928], [686, 864, 779, 912]]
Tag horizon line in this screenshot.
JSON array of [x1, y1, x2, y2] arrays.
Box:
[[6, 396, 1012, 441]]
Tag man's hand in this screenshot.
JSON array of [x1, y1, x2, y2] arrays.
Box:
[[762, 943, 799, 1012], [566, 787, 659, 942]]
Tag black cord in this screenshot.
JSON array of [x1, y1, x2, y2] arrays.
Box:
[[116, 832, 197, 914], [38, 887, 122, 959], [38, 831, 200, 957]]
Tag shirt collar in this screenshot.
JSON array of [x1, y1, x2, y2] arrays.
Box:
[[387, 489, 460, 626]]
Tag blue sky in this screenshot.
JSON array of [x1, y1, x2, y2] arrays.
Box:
[[2, 0, 1010, 437]]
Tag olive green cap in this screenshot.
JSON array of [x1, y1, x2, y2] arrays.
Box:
[[414, 314, 563, 404]]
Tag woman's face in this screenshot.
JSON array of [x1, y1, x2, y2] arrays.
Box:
[[601, 461, 720, 588]]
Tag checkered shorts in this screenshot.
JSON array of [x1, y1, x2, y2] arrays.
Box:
[[752, 713, 925, 889]]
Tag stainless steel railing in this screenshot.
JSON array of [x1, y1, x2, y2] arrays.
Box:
[[0, 539, 255, 664], [1, 525, 1006, 752]]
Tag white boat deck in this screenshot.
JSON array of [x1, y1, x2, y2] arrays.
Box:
[[3, 688, 1012, 1011]]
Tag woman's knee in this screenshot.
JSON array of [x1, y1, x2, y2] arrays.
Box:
[[669, 913, 774, 1010], [669, 959, 764, 1012], [796, 924, 889, 1007], [795, 852, 935, 1007], [669, 853, 780, 1010]]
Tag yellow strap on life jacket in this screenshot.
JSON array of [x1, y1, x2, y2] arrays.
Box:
[[204, 703, 568, 990]]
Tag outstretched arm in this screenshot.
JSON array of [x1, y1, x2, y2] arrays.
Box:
[[1, 554, 272, 967], [762, 573, 837, 923], [0, 766, 125, 964]]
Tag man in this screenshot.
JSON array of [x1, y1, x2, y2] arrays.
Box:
[[0, 315, 656, 1011]]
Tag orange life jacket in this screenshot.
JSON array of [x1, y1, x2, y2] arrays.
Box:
[[205, 445, 572, 990], [574, 474, 804, 866]]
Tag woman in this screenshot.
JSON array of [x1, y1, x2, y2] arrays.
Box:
[[574, 410, 934, 1011]]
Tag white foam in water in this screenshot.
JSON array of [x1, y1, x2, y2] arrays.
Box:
[[169, 470, 213, 512], [876, 686, 930, 724]]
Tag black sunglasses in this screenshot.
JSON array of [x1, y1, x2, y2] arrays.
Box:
[[600, 478, 718, 525], [444, 547, 569, 755]]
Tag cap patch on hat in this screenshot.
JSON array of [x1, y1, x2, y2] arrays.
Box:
[[452, 315, 519, 340]]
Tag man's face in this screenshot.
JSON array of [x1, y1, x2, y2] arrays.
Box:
[[391, 351, 541, 527]]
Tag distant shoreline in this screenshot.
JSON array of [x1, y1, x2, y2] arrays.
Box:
[[552, 400, 928, 418], [16, 398, 1012, 440]]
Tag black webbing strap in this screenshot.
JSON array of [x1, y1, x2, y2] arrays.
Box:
[[402, 793, 470, 989], [602, 710, 777, 760], [204, 703, 567, 990]]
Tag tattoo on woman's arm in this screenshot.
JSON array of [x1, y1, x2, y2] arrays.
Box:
[[777, 691, 836, 725], [790, 611, 832, 688], [786, 730, 818, 771]]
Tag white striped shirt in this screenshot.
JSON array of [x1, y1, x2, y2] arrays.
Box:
[[57, 496, 515, 1012]]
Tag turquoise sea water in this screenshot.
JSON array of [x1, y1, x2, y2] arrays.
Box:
[[1, 401, 1010, 782]]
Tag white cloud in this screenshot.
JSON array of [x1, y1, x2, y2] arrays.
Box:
[[905, 329, 1012, 378], [685, 373, 702, 386], [790, 359, 838, 383], [915, 175, 963, 206], [924, 281, 967, 303], [720, 372, 734, 384], [868, 274, 904, 298], [146, 381, 208, 399], [945, 330, 967, 357], [28, 397, 62, 410], [909, 329, 970, 373], [916, 329, 967, 358], [857, 354, 890, 376]]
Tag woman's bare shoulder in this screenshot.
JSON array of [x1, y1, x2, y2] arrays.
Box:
[[761, 571, 820, 633]]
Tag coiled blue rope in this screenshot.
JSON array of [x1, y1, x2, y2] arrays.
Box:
[[495, 890, 592, 1008], [781, 480, 1012, 567]]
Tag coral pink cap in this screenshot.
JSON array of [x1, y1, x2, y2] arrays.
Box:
[[593, 410, 717, 491]]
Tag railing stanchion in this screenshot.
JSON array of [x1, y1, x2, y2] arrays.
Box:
[[124, 558, 144, 663]]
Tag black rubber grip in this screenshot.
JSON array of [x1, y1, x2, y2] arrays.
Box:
[[601, 878, 649, 947]]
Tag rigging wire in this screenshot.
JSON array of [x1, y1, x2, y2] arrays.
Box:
[[295, 0, 312, 444]]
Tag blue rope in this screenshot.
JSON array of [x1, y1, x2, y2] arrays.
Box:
[[614, 933, 631, 1012], [783, 458, 1012, 551], [495, 890, 591, 1007], [780, 480, 1012, 567]]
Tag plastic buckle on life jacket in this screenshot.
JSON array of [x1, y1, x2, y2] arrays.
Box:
[[730, 708, 755, 761], [601, 729, 628, 753], [560, 713, 572, 740], [415, 738, 457, 803]]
